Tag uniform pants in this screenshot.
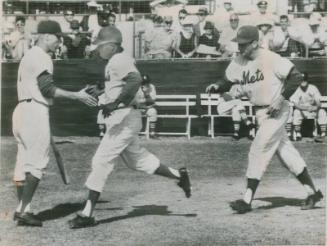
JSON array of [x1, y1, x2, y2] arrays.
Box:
[[85, 109, 160, 192], [247, 101, 306, 180], [12, 101, 50, 181]]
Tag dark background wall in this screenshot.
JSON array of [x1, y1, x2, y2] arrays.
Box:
[[1, 58, 327, 136]]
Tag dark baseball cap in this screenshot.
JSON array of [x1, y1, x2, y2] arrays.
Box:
[[257, 0, 268, 6], [37, 20, 62, 36], [232, 25, 259, 44]]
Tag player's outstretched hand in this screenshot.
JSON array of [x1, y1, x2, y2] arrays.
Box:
[[85, 84, 104, 98], [205, 84, 219, 94], [267, 95, 285, 118], [101, 101, 120, 117], [77, 88, 98, 107]]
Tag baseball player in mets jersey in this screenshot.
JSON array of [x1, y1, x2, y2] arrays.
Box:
[[12, 20, 97, 227], [290, 72, 327, 141], [206, 25, 323, 214], [68, 26, 191, 229]]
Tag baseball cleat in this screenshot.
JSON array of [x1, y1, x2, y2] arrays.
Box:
[[301, 190, 323, 210], [232, 132, 240, 140], [230, 199, 252, 214], [16, 212, 42, 227], [178, 168, 192, 198], [68, 213, 98, 229]]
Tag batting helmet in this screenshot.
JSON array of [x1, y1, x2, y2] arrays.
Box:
[[94, 26, 122, 45]]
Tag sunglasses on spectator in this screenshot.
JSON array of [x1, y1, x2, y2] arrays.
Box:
[[179, 16, 185, 20], [230, 19, 239, 22], [165, 21, 172, 25], [16, 23, 25, 27]]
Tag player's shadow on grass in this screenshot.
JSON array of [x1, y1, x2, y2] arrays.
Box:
[[36, 201, 121, 221], [255, 197, 322, 210], [97, 205, 197, 225]]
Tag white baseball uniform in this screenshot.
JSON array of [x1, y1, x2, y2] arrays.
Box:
[[85, 52, 160, 193], [135, 83, 158, 122], [12, 46, 53, 181], [290, 84, 327, 125], [225, 49, 306, 180], [216, 84, 246, 122]]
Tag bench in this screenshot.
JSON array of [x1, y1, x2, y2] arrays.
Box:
[[140, 95, 198, 139], [200, 93, 255, 138], [289, 95, 327, 137]]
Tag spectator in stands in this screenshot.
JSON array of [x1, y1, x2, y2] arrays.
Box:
[[144, 15, 174, 59], [174, 16, 198, 58], [212, 0, 234, 23], [256, 18, 274, 50], [198, 21, 220, 58], [61, 10, 75, 33], [108, 13, 116, 26], [209, 82, 255, 140], [194, 7, 209, 38], [64, 20, 91, 59], [272, 15, 306, 57], [163, 16, 174, 34], [290, 72, 327, 141], [171, 9, 188, 35], [81, 0, 101, 31], [251, 0, 278, 26], [4, 16, 30, 60], [136, 74, 158, 138], [219, 13, 239, 57], [308, 12, 327, 57]]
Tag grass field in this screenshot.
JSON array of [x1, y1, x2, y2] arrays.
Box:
[[0, 136, 326, 246]]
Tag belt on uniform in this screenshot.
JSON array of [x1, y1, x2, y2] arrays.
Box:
[[254, 105, 269, 110], [18, 98, 49, 107], [18, 98, 32, 103]]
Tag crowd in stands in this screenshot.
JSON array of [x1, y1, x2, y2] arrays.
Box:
[[140, 0, 327, 59], [2, 0, 327, 60]]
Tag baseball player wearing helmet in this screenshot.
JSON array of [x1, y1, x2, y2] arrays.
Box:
[[12, 20, 97, 227], [136, 74, 158, 138], [290, 72, 327, 142], [68, 26, 191, 229], [206, 25, 323, 214]]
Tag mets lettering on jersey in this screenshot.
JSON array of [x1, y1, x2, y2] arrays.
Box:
[[226, 49, 294, 106]]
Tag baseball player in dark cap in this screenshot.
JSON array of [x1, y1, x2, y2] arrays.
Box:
[[68, 26, 191, 229], [12, 20, 97, 227], [206, 25, 323, 214]]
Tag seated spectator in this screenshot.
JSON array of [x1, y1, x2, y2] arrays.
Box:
[[256, 18, 274, 50], [272, 15, 305, 57], [308, 13, 327, 57], [251, 0, 278, 26], [64, 20, 91, 58], [174, 16, 198, 58], [207, 82, 255, 140], [61, 10, 75, 33], [197, 21, 220, 58], [144, 15, 174, 59], [290, 72, 327, 141], [108, 13, 116, 27], [194, 7, 209, 38], [171, 9, 188, 36], [136, 74, 158, 138], [80, 0, 102, 32], [219, 13, 240, 57], [4, 16, 30, 60]]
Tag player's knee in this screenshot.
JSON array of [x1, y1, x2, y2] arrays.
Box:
[[13, 180, 25, 187], [147, 108, 157, 122]]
